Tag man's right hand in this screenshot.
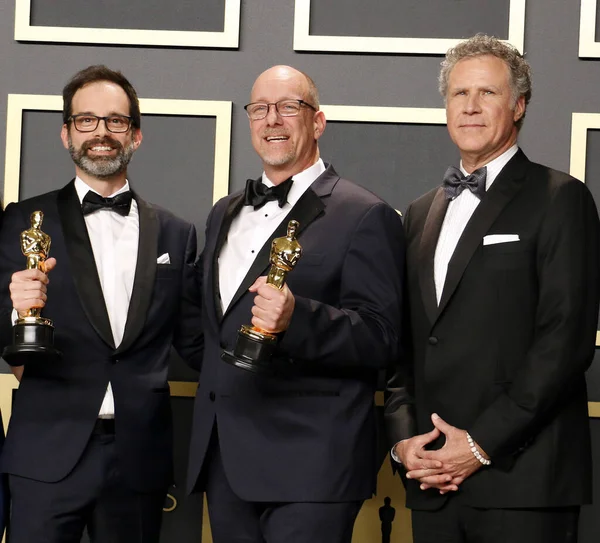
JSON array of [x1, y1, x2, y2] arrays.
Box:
[[394, 427, 457, 491], [9, 257, 57, 317]]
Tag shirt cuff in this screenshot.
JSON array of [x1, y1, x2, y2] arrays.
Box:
[[390, 442, 403, 464], [11, 308, 19, 325]]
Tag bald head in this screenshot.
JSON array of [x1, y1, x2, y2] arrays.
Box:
[[250, 65, 319, 109], [247, 65, 326, 184]]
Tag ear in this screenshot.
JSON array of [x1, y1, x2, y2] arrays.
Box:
[[60, 124, 70, 150], [513, 95, 526, 123], [132, 127, 143, 150], [313, 110, 326, 141]]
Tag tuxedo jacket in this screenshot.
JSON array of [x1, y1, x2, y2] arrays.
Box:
[[385, 150, 600, 510], [186, 164, 405, 501], [0, 181, 203, 492]]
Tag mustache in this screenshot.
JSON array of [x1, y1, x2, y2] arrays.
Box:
[[81, 137, 123, 152], [261, 130, 290, 138]]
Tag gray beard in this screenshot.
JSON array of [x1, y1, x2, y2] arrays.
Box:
[[69, 136, 135, 179]]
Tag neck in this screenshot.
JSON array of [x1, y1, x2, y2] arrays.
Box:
[[264, 150, 320, 185], [76, 169, 127, 197], [460, 137, 517, 174]]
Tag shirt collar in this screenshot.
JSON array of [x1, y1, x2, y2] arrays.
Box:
[[74, 177, 131, 204], [261, 158, 326, 208], [460, 144, 518, 190]]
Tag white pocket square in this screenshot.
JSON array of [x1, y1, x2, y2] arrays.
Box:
[[483, 234, 520, 246], [157, 253, 171, 264]]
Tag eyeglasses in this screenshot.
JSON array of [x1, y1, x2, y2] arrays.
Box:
[[69, 114, 133, 133], [244, 99, 317, 121]]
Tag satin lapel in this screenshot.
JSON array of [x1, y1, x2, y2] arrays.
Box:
[[57, 181, 114, 348], [436, 151, 529, 319], [211, 193, 245, 323], [116, 195, 158, 354], [222, 187, 325, 319], [417, 188, 449, 325]]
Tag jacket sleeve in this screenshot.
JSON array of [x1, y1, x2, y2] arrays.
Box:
[[469, 179, 600, 460], [278, 202, 405, 371]]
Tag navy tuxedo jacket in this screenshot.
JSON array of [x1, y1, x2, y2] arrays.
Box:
[[186, 164, 406, 501], [385, 150, 600, 509], [0, 181, 203, 492]]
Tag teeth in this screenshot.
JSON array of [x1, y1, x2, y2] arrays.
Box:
[[266, 136, 288, 142], [90, 146, 112, 151]]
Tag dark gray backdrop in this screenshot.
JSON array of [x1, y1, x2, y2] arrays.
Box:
[[0, 0, 599, 541]]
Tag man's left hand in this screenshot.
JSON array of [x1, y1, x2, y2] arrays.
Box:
[[248, 276, 295, 333], [407, 413, 488, 492]]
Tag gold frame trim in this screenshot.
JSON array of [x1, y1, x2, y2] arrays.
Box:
[[293, 0, 526, 54], [3, 94, 231, 205], [568, 114, 600, 346], [14, 0, 241, 48], [579, 0, 600, 57]]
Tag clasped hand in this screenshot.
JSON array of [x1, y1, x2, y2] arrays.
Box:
[[248, 276, 295, 333], [395, 413, 487, 494]]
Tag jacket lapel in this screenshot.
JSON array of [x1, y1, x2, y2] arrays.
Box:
[[436, 150, 529, 319], [221, 166, 335, 319], [417, 187, 449, 325], [116, 194, 158, 354], [210, 193, 245, 322], [57, 181, 115, 348]]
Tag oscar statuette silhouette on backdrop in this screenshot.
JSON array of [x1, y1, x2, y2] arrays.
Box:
[[222, 219, 302, 373]]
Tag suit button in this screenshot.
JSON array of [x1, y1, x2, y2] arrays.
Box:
[[428, 337, 438, 345], [209, 391, 216, 402], [111, 358, 118, 364]]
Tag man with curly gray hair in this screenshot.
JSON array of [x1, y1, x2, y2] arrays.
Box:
[[386, 34, 599, 543]]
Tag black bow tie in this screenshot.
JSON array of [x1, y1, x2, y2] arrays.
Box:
[[442, 166, 487, 200], [244, 177, 293, 210], [81, 190, 133, 216]]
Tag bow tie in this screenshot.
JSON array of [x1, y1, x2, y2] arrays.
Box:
[[81, 190, 133, 216], [442, 166, 487, 200], [244, 177, 293, 210]]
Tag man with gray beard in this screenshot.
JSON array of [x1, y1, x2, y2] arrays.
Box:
[[0, 65, 203, 542]]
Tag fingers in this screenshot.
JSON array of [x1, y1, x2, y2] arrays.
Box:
[[431, 413, 454, 434], [248, 276, 267, 292], [42, 257, 57, 274], [10, 269, 51, 311], [406, 468, 450, 481]]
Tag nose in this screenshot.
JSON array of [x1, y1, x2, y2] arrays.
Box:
[[92, 118, 110, 137], [464, 93, 481, 114], [264, 103, 283, 126]]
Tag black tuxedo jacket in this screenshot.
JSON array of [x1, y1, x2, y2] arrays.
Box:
[[0, 181, 203, 492], [186, 164, 405, 501], [385, 150, 600, 510]]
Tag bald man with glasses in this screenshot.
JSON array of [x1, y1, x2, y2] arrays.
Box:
[[185, 65, 406, 543]]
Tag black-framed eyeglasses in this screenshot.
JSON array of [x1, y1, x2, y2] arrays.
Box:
[[68, 114, 133, 133], [244, 99, 317, 121]]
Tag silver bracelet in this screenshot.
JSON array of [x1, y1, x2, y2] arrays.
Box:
[[466, 432, 491, 466]]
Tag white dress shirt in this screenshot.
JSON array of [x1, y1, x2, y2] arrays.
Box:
[[74, 177, 139, 417], [218, 159, 326, 312], [433, 145, 518, 304]]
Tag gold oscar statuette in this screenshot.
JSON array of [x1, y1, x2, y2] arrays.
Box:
[[2, 211, 62, 364], [222, 220, 302, 373]]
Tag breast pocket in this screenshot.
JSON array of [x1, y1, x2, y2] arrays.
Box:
[[155, 265, 180, 280], [482, 242, 531, 271]]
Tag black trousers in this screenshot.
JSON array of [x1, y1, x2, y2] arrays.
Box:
[[203, 432, 363, 543], [412, 494, 580, 543], [8, 422, 167, 543]]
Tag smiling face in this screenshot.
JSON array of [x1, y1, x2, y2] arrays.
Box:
[[61, 80, 142, 189], [249, 66, 325, 184], [445, 55, 525, 171]]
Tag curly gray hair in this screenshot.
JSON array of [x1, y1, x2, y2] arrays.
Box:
[[438, 34, 532, 130]]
